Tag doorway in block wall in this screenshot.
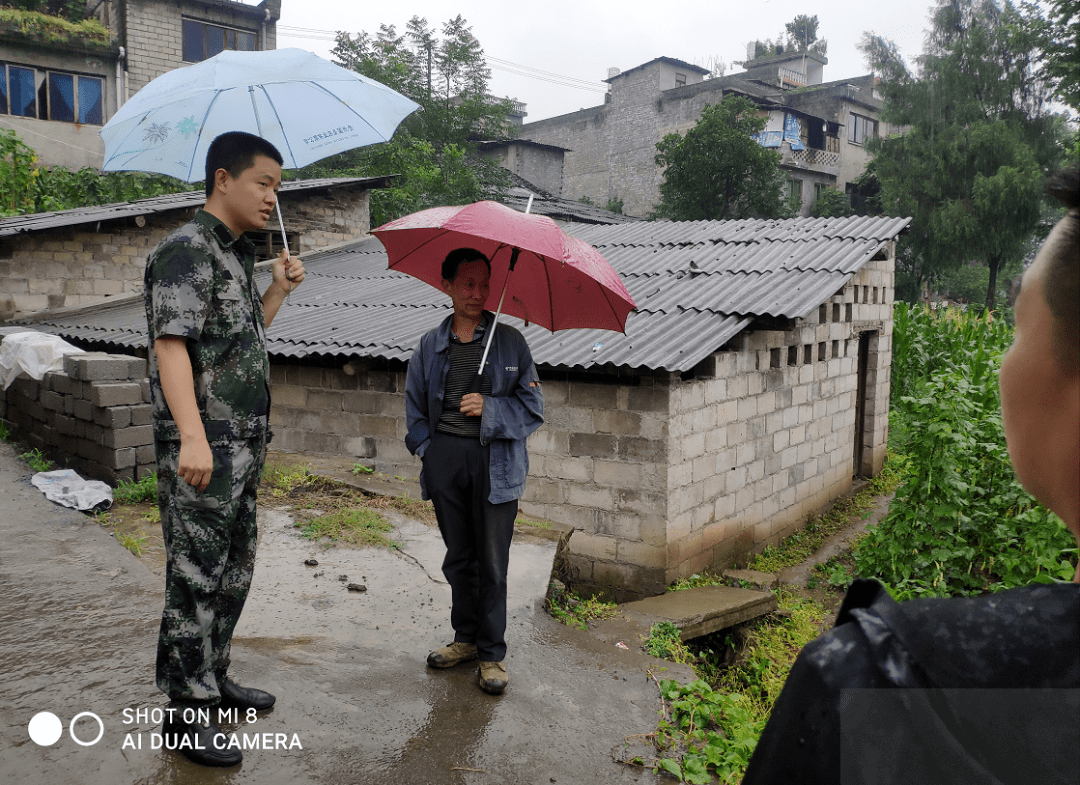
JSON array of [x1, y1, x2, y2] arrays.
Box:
[[852, 330, 875, 479]]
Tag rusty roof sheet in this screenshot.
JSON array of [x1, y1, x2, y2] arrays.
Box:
[[0, 177, 394, 239], [15, 214, 908, 373]]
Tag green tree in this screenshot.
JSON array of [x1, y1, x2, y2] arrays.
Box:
[[325, 15, 514, 224], [1025, 0, 1080, 111], [654, 95, 791, 221], [785, 14, 828, 56], [810, 187, 853, 218], [860, 0, 1067, 308]]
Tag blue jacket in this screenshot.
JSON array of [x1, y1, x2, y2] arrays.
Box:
[[405, 311, 544, 504]]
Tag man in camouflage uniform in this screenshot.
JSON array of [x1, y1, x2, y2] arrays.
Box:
[[144, 131, 304, 767]]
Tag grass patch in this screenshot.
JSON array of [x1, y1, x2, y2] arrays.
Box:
[[19, 448, 54, 473], [113, 473, 157, 504], [643, 621, 695, 664], [117, 530, 149, 556], [262, 461, 316, 496], [0, 420, 10, 442], [545, 583, 619, 630], [295, 507, 396, 548], [362, 492, 437, 523], [746, 451, 906, 574], [635, 589, 828, 784], [516, 516, 553, 531]]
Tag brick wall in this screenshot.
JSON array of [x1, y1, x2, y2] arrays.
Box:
[[121, 0, 274, 96], [1, 353, 154, 484], [0, 189, 370, 320]]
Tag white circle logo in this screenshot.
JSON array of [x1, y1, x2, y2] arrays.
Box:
[[70, 712, 105, 747], [28, 712, 63, 746]]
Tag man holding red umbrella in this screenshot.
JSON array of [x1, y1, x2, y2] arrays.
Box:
[[405, 248, 544, 696]]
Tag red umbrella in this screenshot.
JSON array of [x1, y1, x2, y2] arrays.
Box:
[[372, 200, 636, 334]]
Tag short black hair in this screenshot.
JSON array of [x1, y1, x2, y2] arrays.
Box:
[[1042, 164, 1079, 375], [441, 247, 490, 282], [204, 132, 284, 198]]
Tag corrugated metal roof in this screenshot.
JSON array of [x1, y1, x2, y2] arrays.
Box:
[[13, 214, 909, 373], [0, 176, 395, 238]]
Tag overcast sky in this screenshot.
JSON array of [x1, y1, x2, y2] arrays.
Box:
[[269, 1, 936, 122]]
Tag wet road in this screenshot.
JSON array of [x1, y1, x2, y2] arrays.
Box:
[[0, 442, 690, 784]]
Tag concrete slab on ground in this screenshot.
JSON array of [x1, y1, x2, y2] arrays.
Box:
[[590, 585, 778, 647]]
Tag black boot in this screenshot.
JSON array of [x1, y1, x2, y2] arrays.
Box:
[[162, 713, 241, 767], [219, 677, 276, 711]]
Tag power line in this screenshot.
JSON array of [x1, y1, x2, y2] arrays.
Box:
[[277, 26, 606, 92]]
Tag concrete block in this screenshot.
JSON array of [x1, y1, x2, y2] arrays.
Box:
[[569, 432, 617, 459], [90, 382, 145, 408], [102, 425, 152, 449]]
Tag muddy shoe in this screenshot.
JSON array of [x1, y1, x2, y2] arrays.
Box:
[[427, 641, 479, 669], [478, 661, 508, 695], [162, 715, 241, 767]]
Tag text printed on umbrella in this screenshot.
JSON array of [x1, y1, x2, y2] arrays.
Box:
[[303, 126, 355, 146]]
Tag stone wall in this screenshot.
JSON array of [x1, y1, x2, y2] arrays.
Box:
[[1, 352, 154, 484], [0, 188, 370, 320]]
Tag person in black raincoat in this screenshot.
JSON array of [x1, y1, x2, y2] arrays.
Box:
[[741, 165, 1080, 785]]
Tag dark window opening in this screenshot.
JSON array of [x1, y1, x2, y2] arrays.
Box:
[[818, 342, 827, 361], [183, 18, 257, 63], [818, 304, 827, 323], [832, 340, 839, 358], [770, 348, 782, 369], [832, 303, 841, 323], [788, 346, 799, 367], [803, 344, 813, 364], [845, 303, 853, 322]]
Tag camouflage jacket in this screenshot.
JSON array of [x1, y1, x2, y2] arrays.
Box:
[[144, 209, 270, 442]]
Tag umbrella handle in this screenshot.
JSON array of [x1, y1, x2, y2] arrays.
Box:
[[275, 200, 293, 298]]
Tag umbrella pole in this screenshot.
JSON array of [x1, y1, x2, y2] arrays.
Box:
[[471, 195, 533, 389], [250, 86, 293, 298], [472, 246, 520, 391]]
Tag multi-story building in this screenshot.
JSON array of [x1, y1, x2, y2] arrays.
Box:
[[518, 52, 887, 217], [0, 0, 280, 170]]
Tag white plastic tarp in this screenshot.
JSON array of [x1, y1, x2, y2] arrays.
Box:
[[0, 331, 85, 390], [31, 469, 113, 512]]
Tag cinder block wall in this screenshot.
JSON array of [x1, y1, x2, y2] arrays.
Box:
[[267, 359, 414, 469], [1, 353, 154, 484], [0, 190, 369, 320], [0, 209, 197, 319], [663, 253, 894, 583]]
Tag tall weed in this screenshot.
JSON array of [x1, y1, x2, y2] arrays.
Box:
[[857, 304, 1076, 598]]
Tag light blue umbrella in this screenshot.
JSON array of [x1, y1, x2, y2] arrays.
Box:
[[100, 47, 419, 263], [100, 48, 420, 182]]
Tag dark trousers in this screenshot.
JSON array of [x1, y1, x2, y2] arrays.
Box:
[[424, 431, 517, 662]]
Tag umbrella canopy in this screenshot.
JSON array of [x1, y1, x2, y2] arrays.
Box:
[[99, 48, 420, 182], [372, 201, 636, 334]]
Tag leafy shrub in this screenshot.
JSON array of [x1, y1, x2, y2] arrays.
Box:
[[856, 304, 1076, 598]]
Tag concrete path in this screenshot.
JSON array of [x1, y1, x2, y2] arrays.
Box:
[[0, 441, 693, 785]]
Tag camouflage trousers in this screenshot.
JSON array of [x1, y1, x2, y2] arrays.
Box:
[[154, 435, 266, 706]]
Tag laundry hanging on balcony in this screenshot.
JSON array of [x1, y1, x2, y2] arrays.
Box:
[[754, 112, 805, 151]]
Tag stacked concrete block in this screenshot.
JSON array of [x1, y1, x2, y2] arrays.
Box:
[[1, 353, 153, 485]]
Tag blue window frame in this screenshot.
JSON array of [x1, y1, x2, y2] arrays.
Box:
[[8, 65, 36, 118], [0, 64, 104, 125]]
